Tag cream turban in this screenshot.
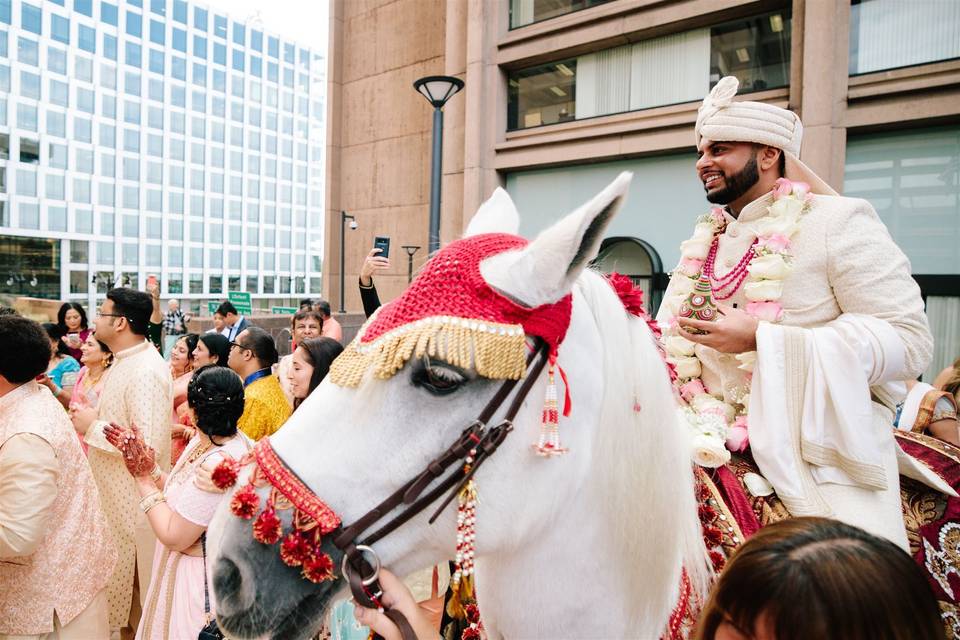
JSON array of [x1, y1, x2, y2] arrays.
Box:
[[695, 76, 837, 196]]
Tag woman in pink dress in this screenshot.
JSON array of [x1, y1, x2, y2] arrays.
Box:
[[68, 333, 113, 453], [106, 365, 250, 640], [57, 301, 92, 361], [169, 333, 199, 464]]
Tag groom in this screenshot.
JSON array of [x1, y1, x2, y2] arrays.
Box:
[[658, 76, 936, 548]]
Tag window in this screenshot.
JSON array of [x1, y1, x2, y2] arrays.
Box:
[[191, 117, 204, 138], [100, 152, 115, 176], [149, 19, 163, 45], [77, 87, 95, 113], [123, 128, 139, 152], [44, 141, 63, 166], [101, 2, 117, 25], [146, 189, 161, 211], [124, 70, 141, 96], [232, 22, 244, 45], [48, 47, 67, 74], [19, 202, 39, 229], [148, 106, 162, 129], [850, 0, 960, 74], [96, 241, 114, 263], [126, 10, 142, 38], [168, 218, 182, 240], [0, 0, 9, 24], [78, 25, 95, 53], [212, 69, 225, 93], [507, 10, 791, 129], [76, 209, 93, 233], [149, 48, 163, 74], [172, 27, 185, 52], [172, 0, 185, 23], [20, 70, 40, 99], [103, 33, 116, 60], [193, 6, 206, 30], [74, 177, 91, 203], [251, 29, 262, 50], [15, 167, 36, 196], [191, 89, 205, 112], [250, 56, 262, 77], [46, 173, 64, 199], [509, 0, 611, 28], [99, 122, 115, 146], [124, 100, 140, 124], [167, 245, 182, 266], [145, 215, 161, 238], [99, 210, 114, 235], [21, 3, 41, 35], [75, 148, 94, 173], [122, 185, 139, 209], [74, 0, 92, 17], [150, 0, 164, 16], [98, 181, 115, 205], [214, 14, 226, 38], [18, 37, 39, 65], [232, 49, 244, 71], [170, 111, 184, 133], [171, 138, 185, 160], [193, 34, 206, 59], [147, 133, 162, 156], [171, 56, 186, 80], [284, 42, 294, 64], [122, 243, 138, 266], [100, 64, 116, 89], [17, 103, 38, 131], [171, 84, 185, 107], [145, 244, 161, 266], [148, 78, 163, 101], [268, 36, 278, 58], [48, 206, 67, 231], [51, 14, 68, 44], [146, 160, 162, 183], [47, 110, 66, 137]]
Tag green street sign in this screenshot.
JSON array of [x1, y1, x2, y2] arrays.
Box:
[[227, 291, 253, 315], [272, 306, 297, 315], [207, 302, 219, 314]]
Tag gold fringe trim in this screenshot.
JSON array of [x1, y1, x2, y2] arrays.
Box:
[[329, 316, 527, 387]]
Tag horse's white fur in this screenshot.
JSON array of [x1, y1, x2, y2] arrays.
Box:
[[464, 187, 520, 238], [269, 173, 709, 638]]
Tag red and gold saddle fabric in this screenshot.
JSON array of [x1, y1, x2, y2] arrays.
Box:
[[691, 432, 960, 639]]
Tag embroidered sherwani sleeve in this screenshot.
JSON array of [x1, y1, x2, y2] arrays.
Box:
[[124, 366, 173, 470], [0, 434, 58, 558], [826, 199, 933, 380]]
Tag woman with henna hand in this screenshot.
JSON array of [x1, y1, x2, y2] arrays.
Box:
[[105, 366, 250, 640]]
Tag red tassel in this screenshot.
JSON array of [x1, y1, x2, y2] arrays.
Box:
[[230, 484, 259, 519], [533, 353, 567, 457], [211, 455, 239, 490], [557, 365, 572, 418], [253, 506, 283, 545], [302, 553, 335, 583], [280, 531, 313, 567]]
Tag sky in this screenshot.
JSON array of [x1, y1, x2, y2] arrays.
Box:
[[197, 0, 328, 53]]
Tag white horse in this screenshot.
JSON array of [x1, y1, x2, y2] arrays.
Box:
[[208, 172, 710, 639]]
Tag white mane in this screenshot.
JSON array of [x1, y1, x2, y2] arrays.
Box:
[[575, 268, 710, 618]]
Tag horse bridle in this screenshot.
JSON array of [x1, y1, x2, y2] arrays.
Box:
[[332, 340, 551, 640]]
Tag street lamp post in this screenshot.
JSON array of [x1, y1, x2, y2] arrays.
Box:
[[413, 75, 464, 254], [401, 245, 421, 283], [339, 211, 356, 313]]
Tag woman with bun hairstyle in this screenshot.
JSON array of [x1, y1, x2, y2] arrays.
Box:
[[105, 365, 250, 640]]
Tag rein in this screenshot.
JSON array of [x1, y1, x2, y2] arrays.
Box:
[[333, 341, 550, 640]]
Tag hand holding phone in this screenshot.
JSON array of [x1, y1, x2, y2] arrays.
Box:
[[373, 236, 390, 259]]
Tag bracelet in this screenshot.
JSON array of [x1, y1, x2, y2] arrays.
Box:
[[139, 491, 166, 514], [149, 465, 162, 482]]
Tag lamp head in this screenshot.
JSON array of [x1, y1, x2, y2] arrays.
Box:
[[413, 75, 464, 109], [349, 219, 358, 230]]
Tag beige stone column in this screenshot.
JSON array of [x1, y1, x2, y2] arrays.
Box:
[[796, 0, 850, 191]]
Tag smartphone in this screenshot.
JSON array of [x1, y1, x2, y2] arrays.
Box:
[[66, 332, 80, 348], [373, 236, 390, 259], [147, 274, 157, 288]]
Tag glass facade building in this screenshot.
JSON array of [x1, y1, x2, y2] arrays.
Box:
[[0, 0, 325, 312]]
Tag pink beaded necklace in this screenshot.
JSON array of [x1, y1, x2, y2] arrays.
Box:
[[702, 236, 758, 301]]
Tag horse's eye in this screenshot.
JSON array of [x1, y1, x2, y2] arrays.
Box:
[[413, 362, 466, 395]]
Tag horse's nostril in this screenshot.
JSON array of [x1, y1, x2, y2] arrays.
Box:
[[213, 556, 252, 615]]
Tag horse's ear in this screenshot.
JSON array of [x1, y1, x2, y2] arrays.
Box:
[[480, 171, 633, 307], [464, 187, 520, 237]]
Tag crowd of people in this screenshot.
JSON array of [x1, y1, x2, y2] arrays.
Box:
[[0, 286, 346, 640], [2, 72, 960, 639]]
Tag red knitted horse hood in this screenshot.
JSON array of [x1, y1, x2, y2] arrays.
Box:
[[328, 233, 572, 386]]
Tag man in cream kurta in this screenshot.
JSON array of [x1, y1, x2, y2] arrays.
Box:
[[658, 77, 936, 548], [73, 289, 172, 634]]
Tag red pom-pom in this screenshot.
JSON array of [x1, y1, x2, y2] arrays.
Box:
[[703, 526, 723, 547], [698, 504, 717, 521], [464, 604, 480, 625], [302, 553, 334, 583], [230, 484, 259, 519], [280, 532, 313, 567], [211, 456, 239, 490], [607, 273, 646, 318], [253, 507, 283, 545], [462, 628, 481, 640], [709, 550, 726, 572]]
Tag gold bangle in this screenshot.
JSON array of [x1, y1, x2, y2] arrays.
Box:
[[139, 491, 166, 514], [149, 465, 162, 482]]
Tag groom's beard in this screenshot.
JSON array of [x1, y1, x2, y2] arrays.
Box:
[[705, 155, 760, 205]]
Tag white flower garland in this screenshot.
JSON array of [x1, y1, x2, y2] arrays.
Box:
[[662, 178, 812, 467]]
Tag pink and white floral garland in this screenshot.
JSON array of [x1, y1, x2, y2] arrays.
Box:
[[661, 178, 812, 468]]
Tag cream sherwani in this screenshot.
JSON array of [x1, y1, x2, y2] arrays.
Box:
[[84, 341, 172, 629], [661, 192, 933, 546]]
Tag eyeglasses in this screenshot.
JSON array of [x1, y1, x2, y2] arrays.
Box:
[[96, 311, 126, 319], [229, 341, 250, 352]]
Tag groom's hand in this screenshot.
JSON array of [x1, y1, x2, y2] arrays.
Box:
[[677, 304, 759, 354]]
